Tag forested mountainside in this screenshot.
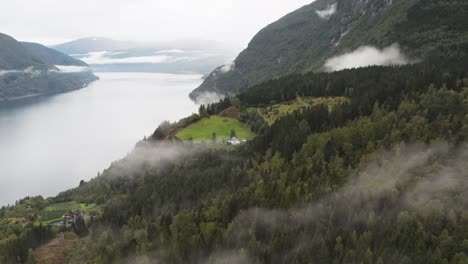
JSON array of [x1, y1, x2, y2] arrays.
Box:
[[190, 0, 468, 100], [0, 33, 97, 101], [1, 54, 466, 263], [0, 33, 47, 71]]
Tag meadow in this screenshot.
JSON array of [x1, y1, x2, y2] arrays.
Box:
[[253, 96, 349, 125], [36, 202, 99, 224], [176, 115, 255, 142]]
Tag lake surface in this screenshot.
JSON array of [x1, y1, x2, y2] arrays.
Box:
[[0, 72, 200, 206]]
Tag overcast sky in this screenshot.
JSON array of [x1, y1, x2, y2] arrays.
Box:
[[0, 0, 312, 48]]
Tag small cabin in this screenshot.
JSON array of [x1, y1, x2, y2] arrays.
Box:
[[227, 137, 241, 145]]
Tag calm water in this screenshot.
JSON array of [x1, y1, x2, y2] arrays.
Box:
[[0, 72, 200, 206]]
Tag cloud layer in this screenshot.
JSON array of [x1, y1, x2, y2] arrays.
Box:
[[79, 51, 177, 65], [52, 65, 92, 73], [0, 70, 21, 76]]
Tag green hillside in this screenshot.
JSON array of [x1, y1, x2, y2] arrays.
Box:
[[3, 56, 466, 263], [190, 0, 468, 100]]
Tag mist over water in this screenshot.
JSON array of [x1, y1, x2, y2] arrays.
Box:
[[0, 72, 200, 206]]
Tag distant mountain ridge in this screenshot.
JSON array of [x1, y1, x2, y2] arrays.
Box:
[[0, 33, 97, 101], [53, 37, 239, 75], [53, 37, 241, 55], [190, 0, 468, 101], [52, 37, 138, 54]]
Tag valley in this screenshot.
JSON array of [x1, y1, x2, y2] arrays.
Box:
[[1, 0, 468, 263]]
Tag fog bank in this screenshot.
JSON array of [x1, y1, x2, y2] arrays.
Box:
[[324, 44, 410, 71]]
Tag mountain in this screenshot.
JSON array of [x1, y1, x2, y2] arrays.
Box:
[[190, 0, 468, 101], [52, 37, 137, 54], [54, 37, 238, 75], [0, 33, 97, 101], [0, 33, 48, 70], [21, 42, 88, 67]]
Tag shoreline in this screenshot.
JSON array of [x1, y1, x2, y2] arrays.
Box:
[[0, 79, 98, 103]]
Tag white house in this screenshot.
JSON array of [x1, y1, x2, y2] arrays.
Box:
[[227, 137, 241, 145]]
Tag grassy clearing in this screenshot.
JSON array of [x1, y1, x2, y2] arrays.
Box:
[[176, 115, 255, 143], [36, 202, 99, 224], [254, 96, 349, 125]]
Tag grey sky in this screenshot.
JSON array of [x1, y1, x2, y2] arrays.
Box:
[[0, 0, 312, 47]]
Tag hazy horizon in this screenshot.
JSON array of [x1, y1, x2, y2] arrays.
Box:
[[0, 0, 313, 47]]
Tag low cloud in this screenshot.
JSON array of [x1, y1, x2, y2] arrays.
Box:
[[104, 141, 190, 178], [192, 91, 225, 105], [203, 251, 252, 264], [219, 61, 235, 73], [316, 3, 337, 19], [79, 51, 185, 65], [0, 67, 42, 77], [122, 249, 252, 264], [156, 49, 185, 54], [402, 146, 468, 215], [83, 51, 171, 64], [228, 142, 467, 247], [51, 65, 92, 73], [0, 70, 21, 76], [324, 44, 410, 71]]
